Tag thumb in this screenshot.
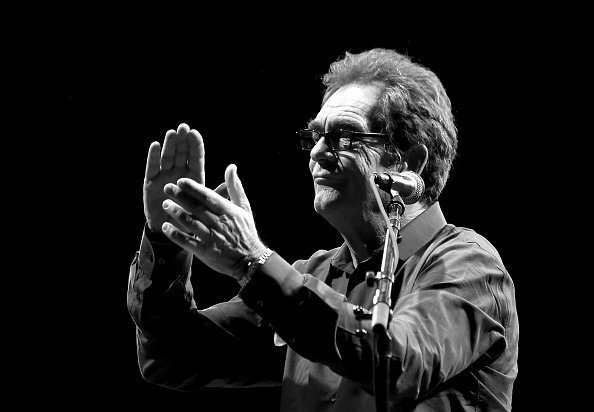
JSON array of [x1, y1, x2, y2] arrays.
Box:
[[225, 164, 252, 212]]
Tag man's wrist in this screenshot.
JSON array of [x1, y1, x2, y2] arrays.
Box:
[[238, 247, 274, 287], [144, 222, 172, 244], [247, 248, 274, 277]]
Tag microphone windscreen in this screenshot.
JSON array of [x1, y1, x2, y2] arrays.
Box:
[[401, 171, 424, 204]]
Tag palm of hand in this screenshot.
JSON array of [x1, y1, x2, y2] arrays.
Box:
[[144, 167, 202, 233], [143, 124, 204, 234]]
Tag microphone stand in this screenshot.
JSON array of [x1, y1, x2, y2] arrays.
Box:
[[367, 193, 405, 412]]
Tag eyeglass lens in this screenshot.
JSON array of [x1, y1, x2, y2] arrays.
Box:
[[299, 130, 353, 151]]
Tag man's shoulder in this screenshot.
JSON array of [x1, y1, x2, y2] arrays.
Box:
[[431, 224, 507, 274], [440, 224, 502, 258]]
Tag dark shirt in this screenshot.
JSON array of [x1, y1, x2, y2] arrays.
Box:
[[127, 202, 518, 411]]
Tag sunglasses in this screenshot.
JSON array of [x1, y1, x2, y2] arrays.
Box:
[[297, 129, 389, 152]]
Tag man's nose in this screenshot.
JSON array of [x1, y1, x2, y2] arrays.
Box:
[[309, 137, 335, 163]]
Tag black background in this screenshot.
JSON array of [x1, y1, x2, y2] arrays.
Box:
[[23, 19, 554, 411]]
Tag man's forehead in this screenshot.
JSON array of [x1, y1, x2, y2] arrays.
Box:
[[313, 83, 381, 129]]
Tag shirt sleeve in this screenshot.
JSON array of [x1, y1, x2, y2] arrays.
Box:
[[126, 225, 284, 391], [239, 236, 514, 402]]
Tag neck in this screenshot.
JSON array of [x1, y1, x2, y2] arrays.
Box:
[[324, 209, 384, 265], [400, 201, 428, 228], [328, 201, 428, 266]]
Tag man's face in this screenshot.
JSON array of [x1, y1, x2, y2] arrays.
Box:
[[308, 83, 393, 219]]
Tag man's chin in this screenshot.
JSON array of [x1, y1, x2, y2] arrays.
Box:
[[313, 188, 342, 215]]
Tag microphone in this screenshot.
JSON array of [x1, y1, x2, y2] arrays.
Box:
[[373, 171, 425, 204]]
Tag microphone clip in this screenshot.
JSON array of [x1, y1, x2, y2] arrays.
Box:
[[387, 194, 405, 232], [373, 172, 393, 192]]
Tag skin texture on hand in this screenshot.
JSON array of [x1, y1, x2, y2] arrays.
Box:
[[143, 123, 205, 234], [161, 164, 267, 279]]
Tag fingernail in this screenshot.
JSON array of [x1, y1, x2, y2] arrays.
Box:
[[162, 200, 170, 209], [162, 222, 170, 231]]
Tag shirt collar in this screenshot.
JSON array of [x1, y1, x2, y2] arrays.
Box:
[[330, 201, 447, 269], [330, 243, 356, 273], [398, 201, 447, 260]]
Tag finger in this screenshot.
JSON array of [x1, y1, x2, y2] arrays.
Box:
[[174, 123, 190, 168], [213, 182, 229, 199], [164, 182, 202, 209], [160, 129, 177, 171], [187, 128, 205, 184], [225, 164, 252, 213], [162, 199, 211, 238], [175, 178, 229, 215], [162, 222, 202, 254], [164, 182, 221, 225], [145, 141, 161, 181]]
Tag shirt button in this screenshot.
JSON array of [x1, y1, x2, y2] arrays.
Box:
[[158, 258, 166, 265], [330, 394, 337, 403], [255, 300, 264, 309]]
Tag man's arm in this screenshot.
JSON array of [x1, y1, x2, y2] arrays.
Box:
[[127, 226, 284, 390], [238, 231, 516, 402], [129, 123, 283, 390]]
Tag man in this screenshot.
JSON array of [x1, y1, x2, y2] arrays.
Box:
[[127, 48, 518, 411]]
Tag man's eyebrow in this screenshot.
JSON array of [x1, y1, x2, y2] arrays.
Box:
[[329, 119, 366, 132], [306, 118, 365, 132]]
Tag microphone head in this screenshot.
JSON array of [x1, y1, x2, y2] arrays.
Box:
[[400, 171, 425, 204]]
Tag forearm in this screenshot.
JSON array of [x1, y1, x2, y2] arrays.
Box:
[[127, 227, 282, 390], [127, 225, 194, 335], [239, 253, 346, 366], [136, 308, 238, 390]]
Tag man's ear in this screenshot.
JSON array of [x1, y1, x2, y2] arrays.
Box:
[[402, 144, 429, 175]]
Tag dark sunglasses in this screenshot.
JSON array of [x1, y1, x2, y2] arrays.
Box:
[[297, 129, 389, 152]]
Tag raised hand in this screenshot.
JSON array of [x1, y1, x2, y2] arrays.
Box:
[[161, 164, 267, 279], [143, 123, 204, 234]]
